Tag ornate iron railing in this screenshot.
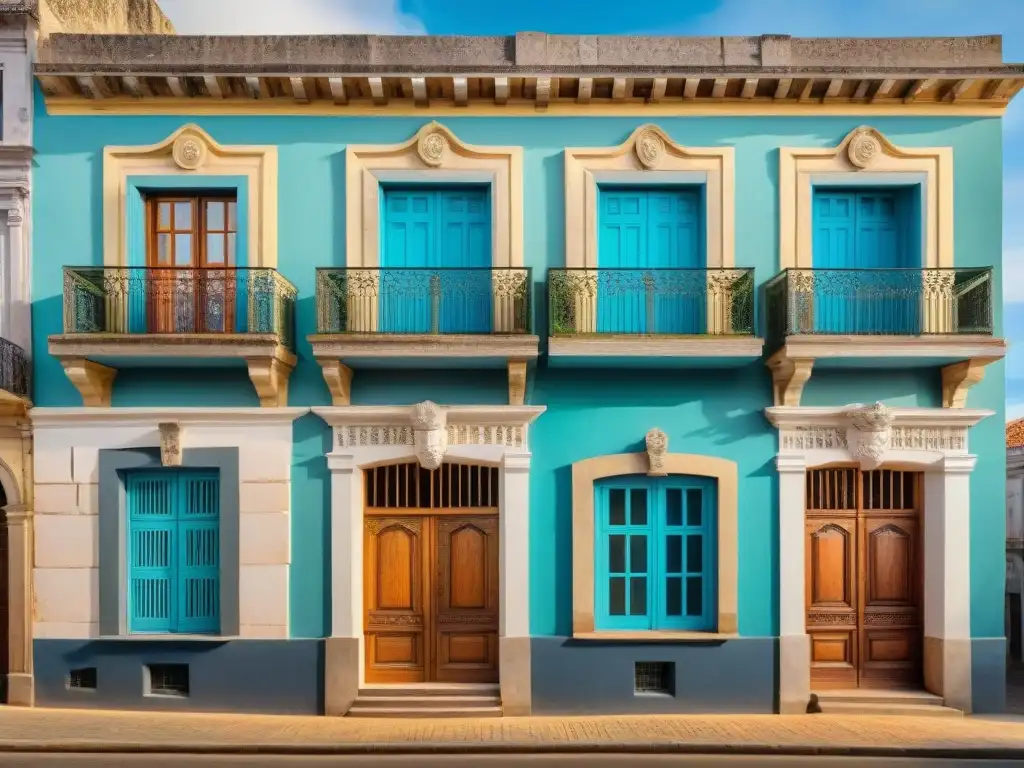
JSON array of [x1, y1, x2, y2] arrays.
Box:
[[764, 267, 993, 346], [315, 267, 533, 335], [547, 268, 755, 336], [0, 337, 28, 398], [62, 267, 298, 351]]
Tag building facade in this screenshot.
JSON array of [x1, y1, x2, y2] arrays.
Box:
[[21, 31, 1020, 716], [1007, 419, 1023, 663]]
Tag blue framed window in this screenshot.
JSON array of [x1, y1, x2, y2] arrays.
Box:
[[126, 469, 220, 634], [595, 475, 716, 631]]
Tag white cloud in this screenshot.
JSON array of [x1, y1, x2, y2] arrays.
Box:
[[157, 0, 425, 35], [1007, 401, 1024, 421]]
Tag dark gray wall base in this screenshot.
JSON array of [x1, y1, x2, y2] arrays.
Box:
[[34, 639, 323, 715], [529, 636, 775, 715], [971, 637, 1006, 714]]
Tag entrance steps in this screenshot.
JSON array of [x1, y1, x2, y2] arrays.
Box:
[[347, 683, 502, 718], [812, 689, 962, 717]]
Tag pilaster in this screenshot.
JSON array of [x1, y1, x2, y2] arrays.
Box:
[[5, 503, 33, 706], [776, 454, 810, 713]]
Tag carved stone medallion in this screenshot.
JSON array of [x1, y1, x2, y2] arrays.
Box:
[[847, 129, 882, 169], [645, 428, 668, 476], [159, 422, 183, 467], [844, 402, 894, 470], [417, 131, 449, 167], [635, 128, 666, 169], [411, 400, 448, 470], [172, 133, 207, 171]]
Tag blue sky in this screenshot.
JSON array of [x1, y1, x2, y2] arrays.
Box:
[[158, 0, 1024, 418]]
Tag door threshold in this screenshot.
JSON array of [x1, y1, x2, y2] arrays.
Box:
[[360, 682, 499, 690]]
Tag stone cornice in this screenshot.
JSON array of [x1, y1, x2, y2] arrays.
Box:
[[765, 405, 994, 430], [312, 404, 545, 428], [29, 406, 309, 428]]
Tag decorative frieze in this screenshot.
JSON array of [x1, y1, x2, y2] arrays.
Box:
[[338, 423, 527, 449], [889, 427, 965, 452], [779, 427, 847, 451]]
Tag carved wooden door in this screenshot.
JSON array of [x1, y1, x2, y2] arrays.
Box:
[[433, 516, 499, 682], [806, 467, 922, 690], [363, 463, 500, 684]]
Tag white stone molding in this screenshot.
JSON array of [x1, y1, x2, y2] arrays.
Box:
[[313, 402, 544, 713], [0, 155, 32, 356], [645, 428, 668, 476], [766, 404, 992, 714], [30, 407, 306, 641]]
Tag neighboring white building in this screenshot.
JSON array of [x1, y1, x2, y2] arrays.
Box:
[[1008, 420, 1024, 663]]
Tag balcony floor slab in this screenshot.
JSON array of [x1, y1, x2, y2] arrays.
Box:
[[308, 334, 540, 365], [547, 335, 764, 365], [777, 334, 1006, 366]]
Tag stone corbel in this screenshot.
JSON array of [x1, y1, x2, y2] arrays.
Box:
[[247, 356, 294, 407], [60, 358, 117, 407], [941, 357, 997, 408], [645, 428, 668, 476], [411, 401, 448, 470], [319, 360, 354, 406], [767, 353, 814, 407], [159, 422, 183, 467], [508, 359, 527, 406]]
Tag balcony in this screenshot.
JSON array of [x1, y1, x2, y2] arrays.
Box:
[[0, 337, 29, 415], [50, 266, 297, 407], [547, 268, 763, 365], [309, 267, 540, 405], [764, 267, 1004, 408]]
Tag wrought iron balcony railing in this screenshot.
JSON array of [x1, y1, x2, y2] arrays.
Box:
[[547, 268, 756, 336], [62, 267, 298, 351], [0, 337, 28, 398], [764, 267, 994, 346], [315, 267, 533, 335]]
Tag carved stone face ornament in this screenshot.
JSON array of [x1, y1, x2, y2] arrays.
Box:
[[844, 402, 894, 470], [645, 428, 668, 476], [411, 400, 448, 470]]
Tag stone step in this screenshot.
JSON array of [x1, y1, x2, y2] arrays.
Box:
[[352, 695, 501, 709], [347, 705, 504, 718], [818, 702, 962, 717], [814, 689, 945, 707], [357, 684, 499, 698]]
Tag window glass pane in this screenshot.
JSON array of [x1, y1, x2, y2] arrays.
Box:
[[608, 535, 625, 573], [666, 535, 682, 573], [686, 488, 703, 526], [666, 488, 682, 526], [609, 577, 626, 615], [686, 535, 703, 573], [629, 535, 647, 573], [158, 202, 172, 229], [174, 234, 193, 266], [227, 233, 236, 266], [665, 576, 682, 616], [206, 201, 225, 231], [157, 234, 171, 265], [629, 576, 647, 616], [630, 488, 647, 526], [686, 576, 703, 617], [609, 489, 626, 526], [206, 235, 225, 265], [174, 201, 192, 229], [227, 201, 237, 231]]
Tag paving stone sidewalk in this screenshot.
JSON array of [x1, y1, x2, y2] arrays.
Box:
[[0, 707, 1023, 757]]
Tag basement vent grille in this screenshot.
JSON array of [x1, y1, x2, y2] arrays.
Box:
[[634, 661, 673, 695], [67, 667, 97, 690], [146, 663, 190, 697]]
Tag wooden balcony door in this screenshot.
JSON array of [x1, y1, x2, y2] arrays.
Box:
[[146, 196, 238, 334], [363, 462, 499, 684], [805, 467, 923, 690]]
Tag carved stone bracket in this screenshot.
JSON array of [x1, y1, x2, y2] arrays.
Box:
[[645, 428, 668, 476], [843, 402, 894, 470], [159, 422, 183, 467], [767, 353, 814, 407], [320, 360, 354, 406], [508, 359, 527, 406], [411, 401, 448, 470], [60, 358, 117, 407], [941, 357, 997, 408], [247, 356, 295, 407]]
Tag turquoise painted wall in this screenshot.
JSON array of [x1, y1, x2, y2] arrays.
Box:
[[30, 94, 1005, 640]]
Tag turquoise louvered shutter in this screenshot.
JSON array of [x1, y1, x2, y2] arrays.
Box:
[[176, 471, 220, 633], [127, 472, 176, 632]]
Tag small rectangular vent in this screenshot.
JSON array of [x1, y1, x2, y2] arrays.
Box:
[[634, 661, 674, 695], [146, 663, 189, 697], [67, 667, 97, 690]]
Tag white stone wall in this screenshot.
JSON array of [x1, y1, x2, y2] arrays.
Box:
[[31, 408, 305, 640], [1008, 469, 1024, 543]]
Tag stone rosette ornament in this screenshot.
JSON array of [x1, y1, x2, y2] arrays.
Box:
[[411, 400, 448, 470], [417, 131, 449, 167], [847, 128, 882, 169], [172, 132, 207, 171], [646, 428, 669, 476], [635, 128, 666, 169], [844, 402, 894, 470]]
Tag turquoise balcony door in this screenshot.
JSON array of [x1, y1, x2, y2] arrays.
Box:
[[381, 186, 492, 333], [597, 186, 704, 334], [812, 188, 920, 334]]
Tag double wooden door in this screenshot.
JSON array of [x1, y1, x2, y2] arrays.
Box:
[[805, 467, 923, 689], [363, 462, 500, 684]]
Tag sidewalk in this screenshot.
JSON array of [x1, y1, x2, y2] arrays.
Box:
[[1, 707, 1024, 758]]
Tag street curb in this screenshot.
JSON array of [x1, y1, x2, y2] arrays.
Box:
[[0, 742, 1023, 759]]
